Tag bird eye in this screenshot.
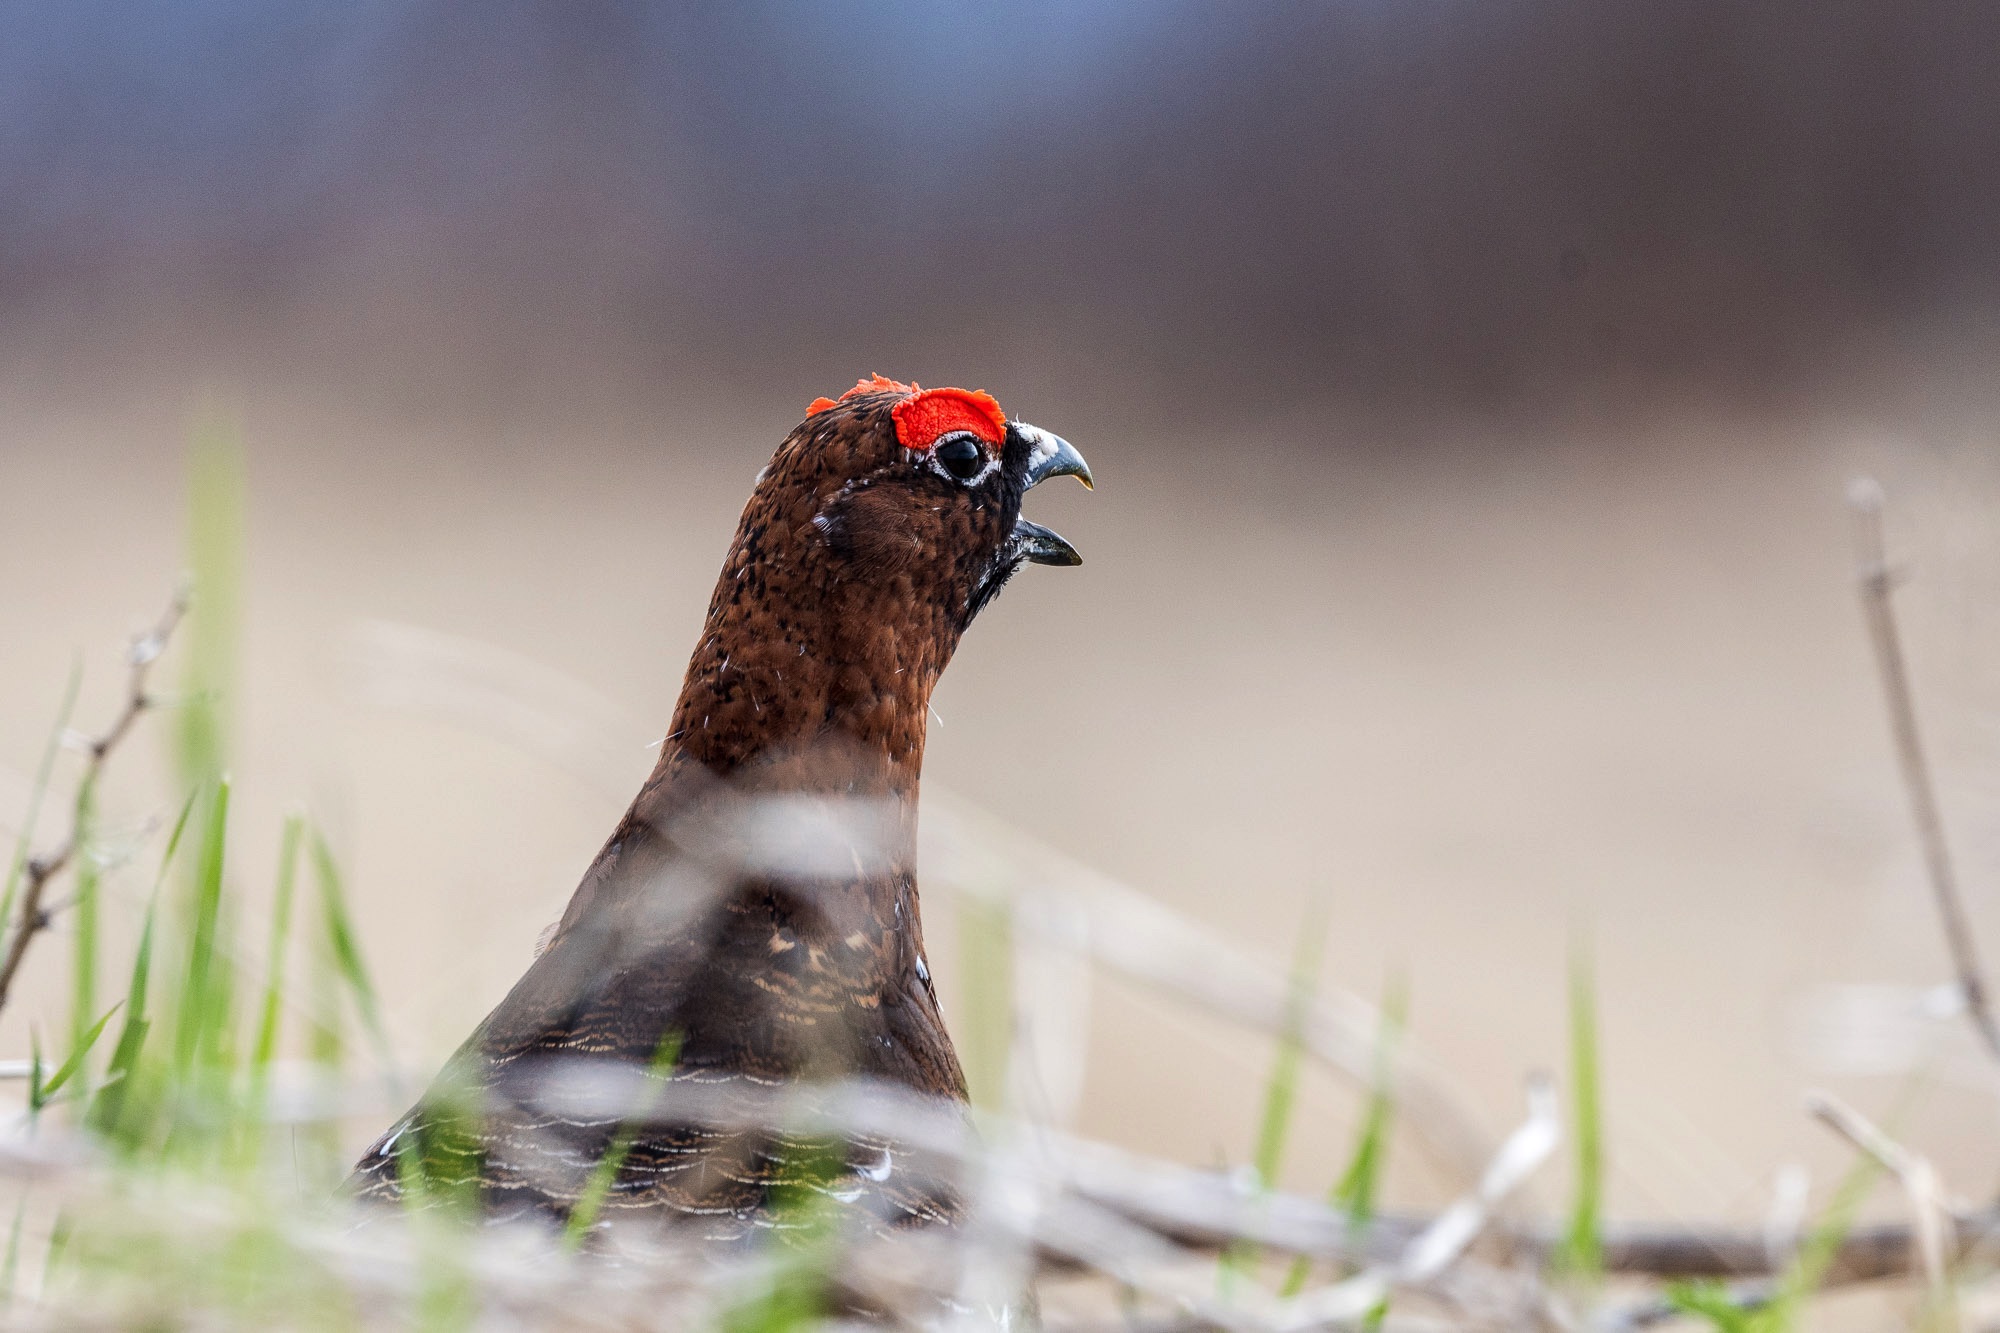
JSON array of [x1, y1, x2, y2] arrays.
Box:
[[934, 434, 986, 482]]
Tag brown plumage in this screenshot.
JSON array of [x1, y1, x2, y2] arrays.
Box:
[[348, 377, 1091, 1237]]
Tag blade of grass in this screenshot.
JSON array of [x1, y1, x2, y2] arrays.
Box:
[[387, 1056, 490, 1229], [174, 778, 232, 1075], [252, 815, 305, 1073], [1761, 1145, 1888, 1329], [958, 895, 1013, 1110], [392, 1116, 431, 1212], [1220, 897, 1330, 1292], [87, 794, 193, 1141], [207, 892, 242, 1075], [563, 1028, 685, 1249], [1, 1196, 23, 1306], [719, 1131, 848, 1333], [306, 927, 343, 1071], [1253, 901, 1330, 1188], [39, 1214, 69, 1296], [305, 833, 344, 1073], [1664, 1280, 1760, 1332], [1555, 939, 1604, 1282], [1667, 1146, 1884, 1333], [26, 1032, 43, 1122], [0, 660, 82, 937], [294, 827, 348, 1178], [308, 827, 393, 1076], [720, 1222, 836, 1333], [162, 411, 244, 1153], [1332, 973, 1406, 1222], [67, 770, 102, 1092], [1282, 972, 1406, 1298], [176, 411, 244, 794], [36, 1004, 121, 1109]]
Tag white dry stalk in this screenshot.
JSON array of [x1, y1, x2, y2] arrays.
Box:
[[1273, 1074, 1560, 1330], [1036, 1191, 1272, 1330], [1763, 1162, 1810, 1271], [1805, 1089, 1959, 1309], [342, 618, 648, 791], [944, 869, 1096, 1328], [1006, 888, 1093, 1132], [923, 795, 1501, 1190]]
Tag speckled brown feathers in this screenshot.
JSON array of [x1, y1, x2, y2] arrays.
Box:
[[348, 385, 1091, 1238]]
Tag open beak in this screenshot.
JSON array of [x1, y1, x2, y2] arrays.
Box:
[[1010, 422, 1092, 566]]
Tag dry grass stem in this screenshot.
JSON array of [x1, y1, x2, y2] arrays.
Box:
[[1806, 1088, 1957, 1309], [926, 796, 1502, 1188], [0, 588, 186, 1017], [1849, 477, 2000, 1063]]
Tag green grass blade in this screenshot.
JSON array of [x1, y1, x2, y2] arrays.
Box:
[[1332, 974, 1405, 1222], [1, 1195, 23, 1305], [174, 778, 232, 1075], [1556, 940, 1604, 1281], [40, 1213, 69, 1295], [67, 771, 102, 1092], [393, 1068, 489, 1227], [40, 1004, 122, 1105], [308, 827, 393, 1074], [1253, 901, 1329, 1190], [176, 411, 244, 794], [1669, 1146, 1881, 1333], [1665, 1280, 1760, 1332], [86, 793, 192, 1141], [957, 895, 1013, 1110], [207, 894, 242, 1073], [0, 659, 82, 937], [1761, 1150, 1885, 1330], [718, 1129, 846, 1333], [27, 1032, 44, 1117], [564, 1029, 685, 1249], [306, 859, 344, 1075], [251, 815, 305, 1073], [1283, 973, 1406, 1298], [1221, 898, 1330, 1291], [392, 1119, 430, 1212]]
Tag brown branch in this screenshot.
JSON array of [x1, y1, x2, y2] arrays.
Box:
[[0, 590, 187, 1018], [1847, 478, 2000, 1062]]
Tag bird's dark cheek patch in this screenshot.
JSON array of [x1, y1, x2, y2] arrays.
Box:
[[814, 486, 927, 578]]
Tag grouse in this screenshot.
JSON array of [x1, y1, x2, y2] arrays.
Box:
[[349, 375, 1092, 1237]]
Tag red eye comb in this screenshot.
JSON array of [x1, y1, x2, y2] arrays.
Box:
[[805, 374, 1008, 451]]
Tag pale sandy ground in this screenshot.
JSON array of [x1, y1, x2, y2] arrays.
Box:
[[9, 369, 2000, 1268]]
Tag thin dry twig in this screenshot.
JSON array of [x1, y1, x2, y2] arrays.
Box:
[[1271, 1074, 1560, 1329], [925, 796, 1502, 1188], [1807, 1088, 1958, 1310], [0, 589, 186, 1017], [1849, 477, 2000, 1063]]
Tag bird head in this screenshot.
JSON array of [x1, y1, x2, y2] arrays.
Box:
[[785, 373, 1093, 628], [667, 375, 1091, 782]]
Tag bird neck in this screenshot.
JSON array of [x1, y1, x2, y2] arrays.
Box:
[[660, 582, 958, 802]]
